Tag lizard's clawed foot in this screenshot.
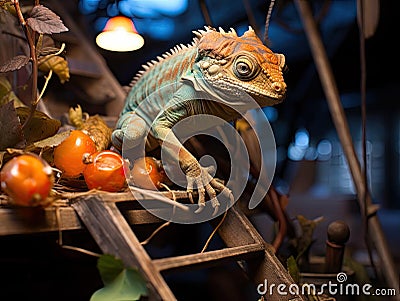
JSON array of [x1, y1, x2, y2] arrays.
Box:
[[186, 165, 234, 216]]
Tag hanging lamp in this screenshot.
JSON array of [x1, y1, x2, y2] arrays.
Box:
[[96, 16, 144, 52]]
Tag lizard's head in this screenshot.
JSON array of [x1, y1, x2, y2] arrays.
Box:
[[193, 26, 286, 107]]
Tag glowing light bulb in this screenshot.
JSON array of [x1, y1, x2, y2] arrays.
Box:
[[96, 16, 144, 52]]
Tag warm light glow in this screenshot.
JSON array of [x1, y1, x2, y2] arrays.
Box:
[[96, 16, 144, 52]]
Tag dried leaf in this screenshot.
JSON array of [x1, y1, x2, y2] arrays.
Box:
[[25, 130, 71, 167], [68, 105, 112, 151], [0, 55, 30, 73], [0, 151, 5, 168], [38, 55, 70, 83], [26, 130, 71, 151], [68, 105, 84, 128], [0, 2, 17, 16], [0, 76, 25, 107], [0, 148, 25, 169], [27, 5, 68, 34], [0, 101, 25, 150], [39, 46, 64, 57], [16, 107, 61, 144]]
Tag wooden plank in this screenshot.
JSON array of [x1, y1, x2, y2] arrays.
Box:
[[217, 206, 306, 301], [0, 188, 187, 236], [0, 207, 81, 236], [153, 243, 264, 272], [122, 209, 163, 225], [0, 206, 165, 236], [71, 195, 177, 301], [59, 189, 190, 203]]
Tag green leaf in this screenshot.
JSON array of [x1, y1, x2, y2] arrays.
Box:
[[290, 215, 323, 261], [91, 255, 148, 301], [287, 255, 300, 283], [343, 256, 376, 301], [90, 269, 148, 301], [97, 254, 125, 286]]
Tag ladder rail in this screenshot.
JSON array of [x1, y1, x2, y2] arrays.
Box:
[[72, 194, 306, 301]]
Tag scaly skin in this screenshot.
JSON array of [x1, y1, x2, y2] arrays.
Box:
[[112, 26, 287, 214]]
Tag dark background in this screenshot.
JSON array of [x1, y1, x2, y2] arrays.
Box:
[[1, 1, 399, 300]]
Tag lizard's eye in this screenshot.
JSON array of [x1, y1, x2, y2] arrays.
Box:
[[233, 55, 259, 81]]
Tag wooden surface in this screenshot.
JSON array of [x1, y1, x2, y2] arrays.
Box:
[[0, 190, 186, 236], [0, 191, 305, 300], [72, 195, 177, 301], [70, 194, 304, 301]]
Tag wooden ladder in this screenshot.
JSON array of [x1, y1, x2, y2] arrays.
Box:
[[71, 194, 305, 301]]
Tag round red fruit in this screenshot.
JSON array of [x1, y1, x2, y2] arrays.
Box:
[[130, 157, 168, 190], [53, 130, 97, 178], [0, 154, 54, 207], [83, 150, 128, 192]]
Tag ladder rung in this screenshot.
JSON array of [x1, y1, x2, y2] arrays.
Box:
[[153, 243, 265, 272]]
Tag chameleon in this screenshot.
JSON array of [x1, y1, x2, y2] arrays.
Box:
[[111, 26, 287, 214]]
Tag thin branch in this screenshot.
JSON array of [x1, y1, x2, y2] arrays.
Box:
[[140, 221, 171, 246], [201, 207, 228, 253], [199, 0, 212, 26], [269, 187, 287, 252], [13, 0, 39, 128], [264, 0, 275, 43], [358, 0, 377, 279], [36, 69, 52, 104]]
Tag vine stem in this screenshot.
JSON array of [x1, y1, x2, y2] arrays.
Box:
[[12, 0, 39, 129], [36, 70, 52, 104]]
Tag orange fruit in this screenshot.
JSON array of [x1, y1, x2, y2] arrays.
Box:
[[53, 130, 97, 178], [0, 154, 54, 206], [130, 157, 169, 190], [83, 150, 128, 192]]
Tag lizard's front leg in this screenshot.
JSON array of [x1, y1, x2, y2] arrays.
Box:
[[152, 120, 233, 215], [111, 112, 147, 151]]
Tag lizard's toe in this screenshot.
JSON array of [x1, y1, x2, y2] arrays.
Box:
[[194, 186, 206, 213]]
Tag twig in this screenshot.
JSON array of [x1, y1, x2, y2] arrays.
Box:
[[61, 245, 101, 257], [140, 221, 171, 246], [358, 0, 377, 279], [54, 205, 101, 257], [140, 183, 175, 245], [269, 187, 287, 252], [201, 206, 228, 253], [36, 70, 52, 104], [12, 0, 39, 129], [264, 0, 275, 43]]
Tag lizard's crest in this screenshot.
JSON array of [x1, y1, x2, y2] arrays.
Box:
[[192, 26, 286, 106]]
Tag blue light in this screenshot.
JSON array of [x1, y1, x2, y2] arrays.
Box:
[[79, 0, 101, 15], [107, 2, 119, 17], [119, 0, 188, 18], [94, 16, 108, 32], [294, 128, 309, 148], [317, 139, 332, 161], [135, 18, 175, 40], [288, 143, 305, 161], [263, 107, 278, 122]]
